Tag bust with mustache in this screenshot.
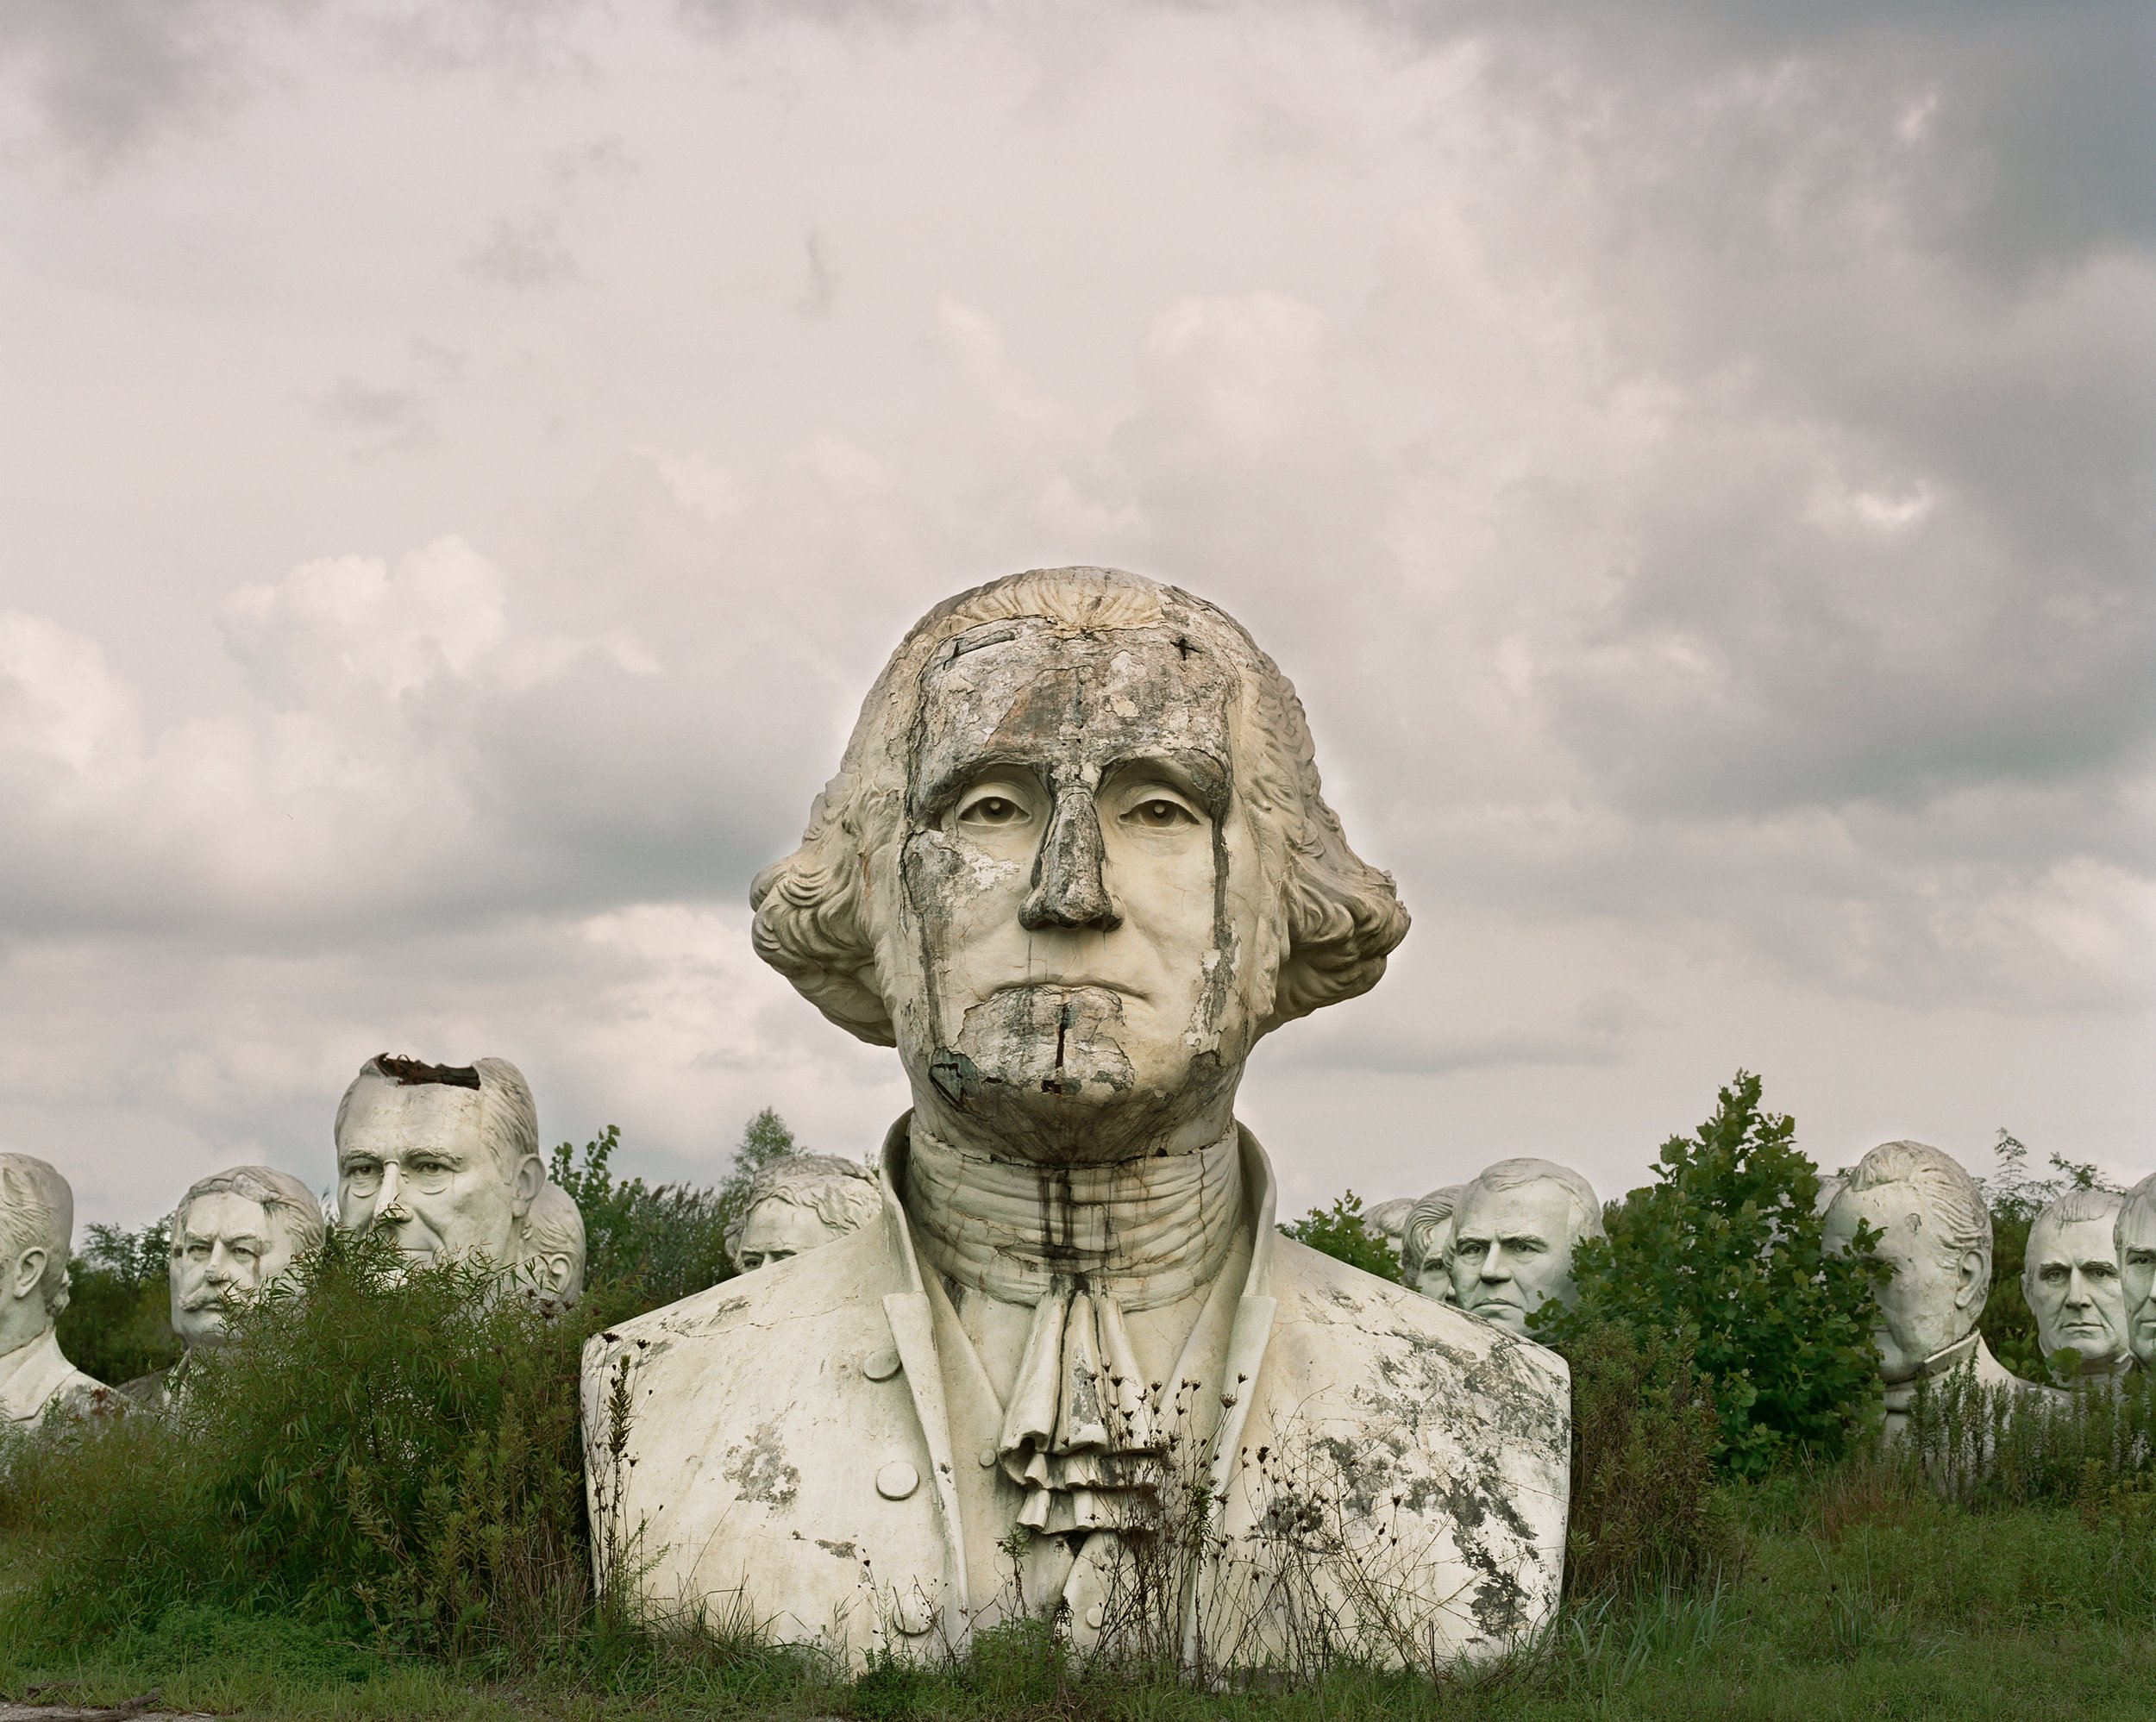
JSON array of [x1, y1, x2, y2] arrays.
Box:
[[582, 568, 1572, 1670], [170, 1165, 326, 1349]]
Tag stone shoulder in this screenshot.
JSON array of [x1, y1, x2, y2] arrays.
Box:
[[1273, 1233, 1565, 1368], [1266, 1232, 1571, 1455], [583, 1221, 899, 1362]]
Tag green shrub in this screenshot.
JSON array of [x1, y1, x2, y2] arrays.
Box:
[[6, 1227, 628, 1664], [1279, 1191, 1401, 1283], [1559, 1315, 1727, 1598], [1536, 1071, 1885, 1478], [54, 1218, 184, 1388], [551, 1108, 802, 1307]]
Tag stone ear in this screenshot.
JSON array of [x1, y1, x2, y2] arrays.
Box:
[[9, 1245, 46, 1303], [513, 1155, 545, 1220]]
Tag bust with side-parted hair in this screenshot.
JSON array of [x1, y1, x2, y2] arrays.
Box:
[[0, 1153, 107, 1424], [1448, 1159, 1603, 1335]]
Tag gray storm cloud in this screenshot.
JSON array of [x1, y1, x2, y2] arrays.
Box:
[[0, 0, 2147, 1226]]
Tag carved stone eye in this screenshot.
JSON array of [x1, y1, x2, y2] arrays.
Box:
[[1129, 797, 1195, 828]]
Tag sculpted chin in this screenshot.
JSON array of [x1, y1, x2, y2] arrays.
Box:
[[581, 567, 1571, 1670]]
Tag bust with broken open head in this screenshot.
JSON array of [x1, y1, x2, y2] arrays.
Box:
[[335, 1055, 545, 1272], [583, 567, 1571, 1672]]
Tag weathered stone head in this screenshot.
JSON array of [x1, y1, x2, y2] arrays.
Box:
[[750, 567, 1409, 1164], [0, 1154, 73, 1359], [1449, 1159, 1603, 1335], [725, 1154, 881, 1273], [169, 1165, 326, 1347], [2022, 1187, 2128, 1375], [516, 1180, 587, 1306], [1401, 1183, 1465, 1301], [2115, 1174, 2156, 1370], [1823, 1140, 1991, 1384], [334, 1055, 544, 1269]]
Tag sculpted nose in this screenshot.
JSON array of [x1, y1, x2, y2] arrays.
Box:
[[377, 1161, 409, 1220], [1020, 788, 1122, 933]]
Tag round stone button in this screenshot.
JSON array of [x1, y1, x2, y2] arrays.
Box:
[[863, 1348, 902, 1382], [1083, 1602, 1106, 1631], [977, 1443, 999, 1468], [893, 1594, 933, 1636], [876, 1460, 920, 1501]]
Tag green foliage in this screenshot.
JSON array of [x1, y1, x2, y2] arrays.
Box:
[[1559, 1316, 1727, 1599], [1279, 1191, 1402, 1283], [1977, 1130, 2118, 1384], [6, 1226, 630, 1663], [55, 1217, 183, 1388], [548, 1108, 802, 1308], [1536, 1072, 1885, 1478]]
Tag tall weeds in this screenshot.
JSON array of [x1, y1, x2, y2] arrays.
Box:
[[2, 1228, 628, 1667]]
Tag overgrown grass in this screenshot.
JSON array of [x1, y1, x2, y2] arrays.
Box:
[[9, 1485, 2156, 1719], [9, 1111, 2156, 1719], [9, 1367, 2156, 1719]]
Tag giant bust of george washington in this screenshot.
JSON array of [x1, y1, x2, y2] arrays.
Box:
[[583, 569, 1570, 1669]]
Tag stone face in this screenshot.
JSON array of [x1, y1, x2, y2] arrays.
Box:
[[168, 1165, 326, 1348], [1401, 1184, 1465, 1303], [333, 1053, 581, 1301], [1824, 1138, 2054, 1430], [0, 1154, 107, 1424], [2022, 1189, 2128, 1375], [1448, 1161, 1603, 1337], [2115, 1174, 2156, 1370], [725, 1154, 881, 1274], [586, 568, 1571, 1671]]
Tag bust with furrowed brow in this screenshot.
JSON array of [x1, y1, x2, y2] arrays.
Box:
[[583, 567, 1572, 1672]]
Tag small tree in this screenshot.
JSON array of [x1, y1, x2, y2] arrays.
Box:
[[550, 1109, 804, 1308], [1280, 1192, 1402, 1284], [1534, 1071, 1884, 1478], [55, 1217, 183, 1387]]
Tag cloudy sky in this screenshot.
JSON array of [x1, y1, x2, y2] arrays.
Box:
[[2, 0, 2150, 1231]]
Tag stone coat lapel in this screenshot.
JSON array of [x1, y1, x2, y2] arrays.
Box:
[[584, 1115, 1570, 1670]]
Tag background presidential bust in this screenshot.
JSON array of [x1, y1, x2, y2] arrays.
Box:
[[0, 1154, 106, 1425], [583, 567, 1570, 1669]]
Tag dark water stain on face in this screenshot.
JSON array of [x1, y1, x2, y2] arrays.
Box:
[[897, 617, 1247, 1162]]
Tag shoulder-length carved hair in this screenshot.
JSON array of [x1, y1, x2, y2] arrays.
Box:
[[749, 567, 1411, 1046]]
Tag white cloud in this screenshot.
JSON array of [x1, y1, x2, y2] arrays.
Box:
[[0, 0, 2147, 1226]]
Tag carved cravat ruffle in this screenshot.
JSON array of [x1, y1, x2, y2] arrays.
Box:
[[905, 1126, 1242, 1533]]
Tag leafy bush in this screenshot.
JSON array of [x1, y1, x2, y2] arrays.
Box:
[[6, 1227, 628, 1663], [1559, 1316, 1727, 1598], [550, 1108, 802, 1306], [1279, 1191, 1401, 1283], [1536, 1072, 1885, 1478], [55, 1218, 184, 1388]]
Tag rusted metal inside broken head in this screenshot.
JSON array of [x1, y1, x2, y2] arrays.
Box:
[[373, 1054, 483, 1089]]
